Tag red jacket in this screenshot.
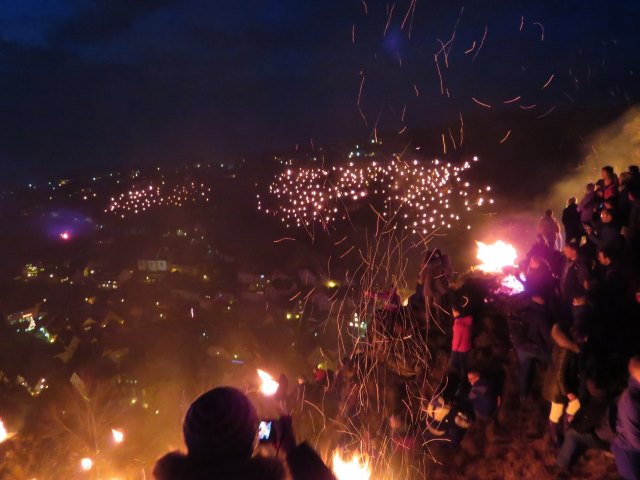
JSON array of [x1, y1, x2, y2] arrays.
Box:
[[452, 315, 473, 352]]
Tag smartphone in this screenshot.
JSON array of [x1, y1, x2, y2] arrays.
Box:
[[258, 420, 273, 442]]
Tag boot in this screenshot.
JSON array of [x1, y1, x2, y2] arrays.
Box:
[[548, 420, 562, 448]]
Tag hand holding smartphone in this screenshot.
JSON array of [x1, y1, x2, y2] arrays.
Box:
[[258, 419, 276, 443], [257, 415, 296, 454]]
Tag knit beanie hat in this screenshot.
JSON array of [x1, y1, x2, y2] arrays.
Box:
[[183, 387, 258, 460]]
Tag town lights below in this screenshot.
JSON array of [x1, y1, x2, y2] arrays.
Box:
[[257, 369, 279, 396], [80, 457, 93, 471]]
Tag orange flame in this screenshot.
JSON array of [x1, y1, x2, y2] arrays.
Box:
[[112, 428, 124, 443], [476, 240, 517, 273], [0, 418, 7, 443], [332, 450, 371, 480], [257, 369, 279, 396]]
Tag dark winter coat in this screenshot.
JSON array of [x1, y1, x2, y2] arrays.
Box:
[[153, 452, 286, 480], [588, 222, 623, 251], [468, 377, 500, 420], [571, 304, 593, 337], [629, 199, 640, 238], [618, 187, 632, 227], [524, 261, 555, 299], [543, 344, 578, 404], [154, 442, 337, 480], [514, 302, 554, 356], [614, 377, 640, 452], [560, 258, 589, 303], [562, 204, 582, 242]]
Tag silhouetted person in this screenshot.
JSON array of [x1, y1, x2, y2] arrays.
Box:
[[578, 183, 597, 225], [467, 369, 501, 421], [562, 197, 582, 244], [538, 209, 561, 250], [449, 302, 473, 394], [523, 255, 555, 301], [599, 166, 619, 201], [512, 295, 553, 395], [586, 208, 623, 252], [560, 243, 590, 306], [619, 172, 633, 228], [556, 378, 613, 471], [153, 387, 336, 480], [420, 249, 452, 331], [627, 187, 640, 264], [543, 325, 581, 448]]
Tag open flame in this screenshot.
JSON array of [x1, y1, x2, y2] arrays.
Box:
[[257, 369, 279, 396], [112, 428, 124, 443], [0, 418, 7, 443], [80, 457, 93, 471], [498, 274, 525, 295], [332, 450, 371, 480], [476, 240, 517, 273]]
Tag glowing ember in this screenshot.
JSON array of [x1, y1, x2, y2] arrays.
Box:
[[476, 240, 517, 273], [0, 418, 7, 443], [498, 274, 525, 295], [257, 369, 279, 396], [80, 457, 93, 471], [332, 450, 371, 480], [112, 428, 124, 443], [59, 231, 71, 240]]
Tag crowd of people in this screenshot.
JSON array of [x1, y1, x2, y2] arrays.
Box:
[[522, 164, 640, 478], [151, 165, 639, 479]]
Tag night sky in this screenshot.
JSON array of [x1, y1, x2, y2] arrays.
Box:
[[0, 0, 638, 182]]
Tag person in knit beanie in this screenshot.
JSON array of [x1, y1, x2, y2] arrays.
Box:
[[153, 387, 286, 480], [183, 386, 259, 460], [154, 386, 337, 480]]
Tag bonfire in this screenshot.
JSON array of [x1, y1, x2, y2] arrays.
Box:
[[332, 450, 371, 480], [475, 240, 524, 295]]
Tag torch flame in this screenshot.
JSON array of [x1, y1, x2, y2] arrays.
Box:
[[112, 428, 124, 443], [476, 240, 517, 273], [332, 450, 371, 480], [0, 418, 7, 443], [257, 369, 279, 396], [80, 457, 93, 471]]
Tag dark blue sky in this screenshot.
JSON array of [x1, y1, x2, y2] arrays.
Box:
[[0, 0, 638, 181]]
